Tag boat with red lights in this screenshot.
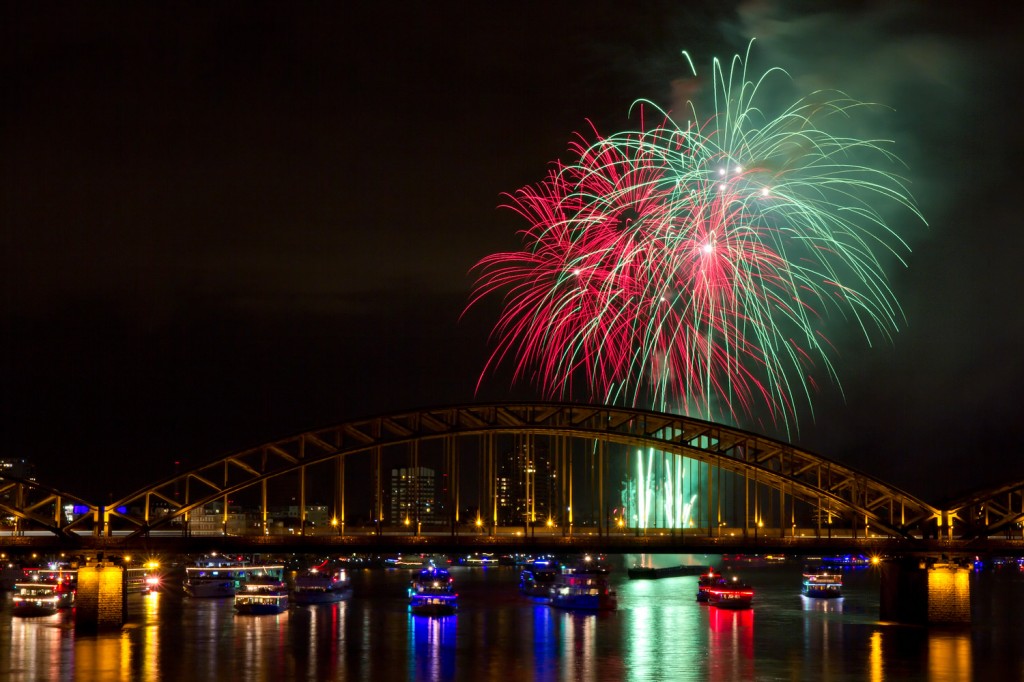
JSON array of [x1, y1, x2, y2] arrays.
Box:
[[801, 573, 843, 598], [705, 576, 754, 609], [11, 579, 75, 616], [548, 562, 617, 611], [293, 568, 351, 605], [408, 566, 457, 616], [696, 567, 726, 602]]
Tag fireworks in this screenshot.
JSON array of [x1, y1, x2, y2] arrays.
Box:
[[468, 43, 924, 432]]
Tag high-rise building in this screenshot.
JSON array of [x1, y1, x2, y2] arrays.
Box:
[[390, 467, 441, 526], [496, 444, 556, 526]]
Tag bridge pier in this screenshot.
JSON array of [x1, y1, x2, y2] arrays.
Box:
[[74, 560, 126, 632], [880, 558, 971, 626]]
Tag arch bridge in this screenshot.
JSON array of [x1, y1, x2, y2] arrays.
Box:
[[0, 403, 1018, 553]]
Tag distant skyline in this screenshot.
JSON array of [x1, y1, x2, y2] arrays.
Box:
[[2, 1, 1022, 503]]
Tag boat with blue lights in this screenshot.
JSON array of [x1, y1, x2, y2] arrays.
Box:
[[801, 572, 843, 598], [548, 560, 617, 611], [234, 576, 289, 615], [696, 567, 726, 602], [818, 554, 871, 569], [705, 576, 754, 609], [519, 559, 559, 602], [408, 566, 457, 616]]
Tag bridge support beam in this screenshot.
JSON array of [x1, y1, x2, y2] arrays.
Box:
[[74, 561, 126, 632], [880, 559, 971, 626]]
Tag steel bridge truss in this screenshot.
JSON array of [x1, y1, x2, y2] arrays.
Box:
[[86, 403, 941, 541], [945, 479, 1024, 540], [0, 474, 98, 538]]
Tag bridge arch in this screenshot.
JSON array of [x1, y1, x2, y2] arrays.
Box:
[[0, 474, 98, 538], [945, 479, 1024, 539], [100, 403, 939, 541]]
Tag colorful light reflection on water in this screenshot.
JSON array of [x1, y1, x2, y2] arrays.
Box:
[[0, 558, 1019, 681]]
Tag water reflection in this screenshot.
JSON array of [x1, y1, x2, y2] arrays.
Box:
[[561, 612, 596, 680], [141, 592, 160, 680], [624, 581, 701, 681], [234, 608, 289, 679], [800, 595, 844, 614], [408, 613, 456, 681], [529, 604, 557, 679], [868, 630, 883, 682], [71, 628, 128, 681], [9, 612, 66, 680], [706, 607, 754, 682], [288, 600, 348, 679], [0, 563, 1019, 680], [929, 630, 972, 682]]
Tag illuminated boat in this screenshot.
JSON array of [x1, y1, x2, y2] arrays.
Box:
[[801, 573, 843, 599], [234, 576, 289, 615], [293, 568, 351, 605], [183, 570, 236, 598], [11, 580, 73, 616], [408, 566, 457, 616], [705, 576, 754, 609], [519, 559, 559, 602], [696, 567, 726, 602], [548, 562, 617, 611], [141, 573, 162, 594]]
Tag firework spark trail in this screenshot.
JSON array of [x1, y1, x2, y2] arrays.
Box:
[[467, 42, 925, 434]]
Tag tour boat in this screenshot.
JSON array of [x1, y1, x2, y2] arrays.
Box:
[[183, 571, 236, 598], [696, 567, 727, 602], [548, 562, 617, 611], [293, 568, 351, 605], [801, 572, 843, 599], [519, 559, 559, 602], [705, 576, 754, 609], [408, 566, 457, 616], [11, 579, 74, 616], [234, 576, 290, 615]]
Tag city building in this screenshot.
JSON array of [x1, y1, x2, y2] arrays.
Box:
[[497, 444, 556, 526], [390, 467, 441, 526]]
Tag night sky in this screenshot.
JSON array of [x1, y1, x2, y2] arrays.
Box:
[[2, 2, 1022, 505]]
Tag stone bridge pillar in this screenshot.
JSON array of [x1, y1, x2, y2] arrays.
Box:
[[880, 558, 971, 626], [74, 561, 126, 631]]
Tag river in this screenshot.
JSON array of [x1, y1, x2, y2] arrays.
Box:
[[2, 555, 1022, 681]]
